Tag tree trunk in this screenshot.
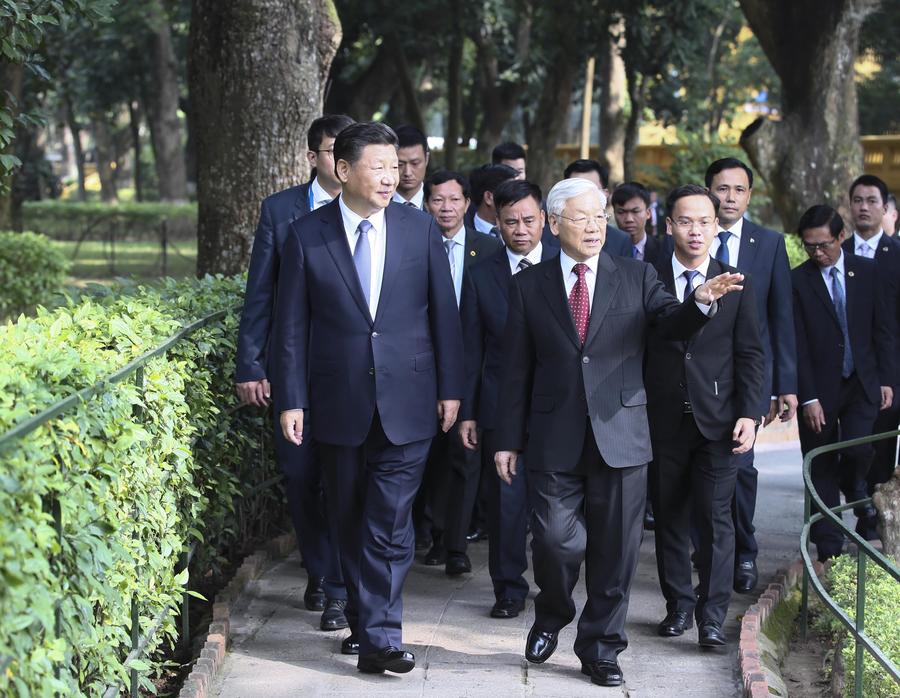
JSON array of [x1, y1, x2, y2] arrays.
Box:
[[0, 61, 24, 229], [385, 34, 425, 133], [873, 471, 900, 560], [598, 23, 626, 184], [623, 67, 644, 183], [91, 116, 119, 204], [146, 8, 189, 202], [64, 93, 87, 202], [189, 0, 341, 276], [444, 6, 463, 171], [325, 43, 399, 121], [527, 54, 579, 196], [738, 0, 878, 228], [128, 100, 143, 202]]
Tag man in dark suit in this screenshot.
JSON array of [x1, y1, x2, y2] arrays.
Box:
[[612, 181, 664, 265], [705, 157, 798, 593], [843, 175, 900, 528], [646, 185, 765, 647], [464, 163, 518, 236], [235, 113, 354, 629], [272, 122, 464, 674], [792, 205, 894, 562], [493, 177, 744, 687], [558, 159, 632, 257], [392, 124, 430, 209], [458, 178, 556, 619], [492, 141, 527, 179], [417, 170, 502, 574]]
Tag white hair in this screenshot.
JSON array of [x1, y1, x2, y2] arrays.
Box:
[[546, 178, 606, 217]]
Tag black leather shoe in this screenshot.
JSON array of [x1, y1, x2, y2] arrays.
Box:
[[643, 510, 655, 531], [733, 560, 758, 594], [490, 597, 525, 619], [445, 552, 471, 576], [466, 526, 488, 542], [320, 598, 349, 631], [581, 659, 624, 687], [698, 621, 727, 647], [415, 536, 432, 552], [341, 634, 360, 655], [423, 541, 446, 566], [657, 610, 693, 637], [525, 627, 558, 664], [303, 576, 326, 612], [357, 647, 415, 674]]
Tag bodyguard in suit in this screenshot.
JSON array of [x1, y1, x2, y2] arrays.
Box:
[[493, 177, 744, 687], [793, 205, 894, 561], [392, 124, 430, 209], [272, 122, 464, 673], [458, 178, 556, 619], [705, 157, 798, 593], [235, 113, 354, 628], [464, 163, 519, 236], [612, 181, 664, 265], [417, 170, 502, 574], [558, 159, 632, 257], [646, 185, 765, 647]]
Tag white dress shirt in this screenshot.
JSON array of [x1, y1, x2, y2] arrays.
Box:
[[713, 216, 744, 266], [672, 254, 712, 302], [310, 177, 334, 211], [339, 196, 387, 318], [852, 230, 883, 259], [473, 212, 495, 235], [560, 250, 599, 311], [507, 242, 543, 275], [443, 225, 466, 306], [393, 186, 424, 209]]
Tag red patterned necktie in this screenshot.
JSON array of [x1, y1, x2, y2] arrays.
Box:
[[568, 262, 590, 345]]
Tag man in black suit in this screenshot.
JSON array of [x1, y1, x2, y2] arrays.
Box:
[[417, 170, 502, 574], [705, 157, 798, 593], [272, 122, 464, 674], [492, 141, 527, 180], [392, 124, 430, 209], [612, 181, 663, 265], [560, 159, 632, 257], [793, 204, 894, 561], [844, 175, 900, 525], [646, 185, 765, 647], [465, 163, 519, 236], [458, 178, 556, 619], [493, 177, 744, 687], [235, 113, 354, 629]]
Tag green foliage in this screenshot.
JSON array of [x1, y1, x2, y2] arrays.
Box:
[[23, 200, 197, 241], [814, 556, 900, 698], [0, 275, 282, 696], [0, 230, 69, 318], [643, 138, 744, 192], [784, 233, 806, 269]]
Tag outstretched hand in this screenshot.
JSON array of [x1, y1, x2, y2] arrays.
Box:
[[694, 272, 744, 304]]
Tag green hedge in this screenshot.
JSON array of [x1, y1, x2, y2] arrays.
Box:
[[22, 201, 198, 242], [0, 275, 281, 696], [0, 231, 70, 318]]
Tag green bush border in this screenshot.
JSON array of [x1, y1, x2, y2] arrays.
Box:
[[0, 231, 70, 319]]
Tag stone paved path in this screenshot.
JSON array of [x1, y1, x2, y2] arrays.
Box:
[[211, 441, 803, 698]]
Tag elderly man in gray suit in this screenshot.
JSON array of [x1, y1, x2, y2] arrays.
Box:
[[493, 178, 744, 688]]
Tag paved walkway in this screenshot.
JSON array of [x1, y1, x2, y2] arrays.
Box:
[[211, 441, 804, 698]]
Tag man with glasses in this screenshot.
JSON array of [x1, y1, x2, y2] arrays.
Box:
[[493, 177, 744, 687], [792, 205, 894, 562]]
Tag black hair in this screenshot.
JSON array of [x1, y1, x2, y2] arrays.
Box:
[[797, 204, 844, 239], [704, 157, 754, 189], [333, 122, 398, 166], [424, 170, 470, 201], [307, 114, 355, 151], [492, 179, 543, 213], [491, 141, 526, 164], [470, 163, 518, 205], [611, 181, 651, 208], [564, 159, 609, 188], [393, 124, 429, 153], [849, 174, 889, 204], [666, 184, 720, 217]]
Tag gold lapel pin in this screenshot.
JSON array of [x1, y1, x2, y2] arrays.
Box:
[[470, 250, 476, 256], [883, 247, 889, 252], [750, 238, 756, 243], [848, 271, 855, 277]]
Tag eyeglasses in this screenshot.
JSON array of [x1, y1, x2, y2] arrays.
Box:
[[556, 213, 609, 228], [670, 218, 715, 232], [802, 239, 838, 253]]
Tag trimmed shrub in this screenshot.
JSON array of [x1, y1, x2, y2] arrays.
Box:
[[22, 201, 197, 242], [0, 231, 70, 318], [0, 275, 281, 696]]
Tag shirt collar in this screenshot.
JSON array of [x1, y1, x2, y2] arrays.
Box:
[[672, 253, 712, 283], [338, 195, 386, 236], [310, 177, 334, 209], [822, 250, 846, 277], [560, 248, 599, 279], [444, 225, 466, 245], [634, 233, 647, 253], [718, 216, 744, 238], [393, 186, 424, 209], [473, 212, 494, 235], [506, 241, 543, 269], [853, 230, 883, 251]]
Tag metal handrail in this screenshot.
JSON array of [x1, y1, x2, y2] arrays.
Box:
[[799, 429, 900, 698]]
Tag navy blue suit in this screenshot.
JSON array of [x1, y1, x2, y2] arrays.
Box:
[[234, 181, 345, 599], [272, 199, 464, 654]]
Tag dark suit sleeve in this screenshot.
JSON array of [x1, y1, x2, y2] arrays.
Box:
[[768, 235, 798, 397], [873, 263, 897, 387], [642, 263, 710, 340], [459, 271, 483, 422], [793, 278, 817, 404], [732, 275, 766, 419], [235, 200, 277, 382], [494, 274, 534, 452], [427, 219, 465, 400], [271, 225, 310, 413]]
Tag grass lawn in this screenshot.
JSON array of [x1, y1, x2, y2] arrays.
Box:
[[53, 238, 197, 282]]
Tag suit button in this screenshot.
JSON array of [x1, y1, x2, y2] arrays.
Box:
[[685, 352, 692, 360], [582, 356, 590, 364], [372, 331, 379, 338], [368, 368, 375, 375]]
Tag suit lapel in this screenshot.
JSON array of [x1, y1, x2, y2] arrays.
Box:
[[319, 201, 373, 325], [584, 253, 620, 349], [737, 221, 759, 272], [805, 262, 840, 329], [540, 261, 582, 350], [490, 249, 512, 298], [296, 182, 312, 216], [374, 204, 409, 326]]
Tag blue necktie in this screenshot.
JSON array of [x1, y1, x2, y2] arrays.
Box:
[[830, 267, 854, 378], [716, 231, 732, 265], [683, 269, 699, 300], [632, 245, 641, 260], [353, 220, 372, 307], [444, 238, 457, 281]]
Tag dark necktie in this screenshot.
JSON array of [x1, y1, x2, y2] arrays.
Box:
[[516, 257, 532, 273], [568, 263, 590, 345], [683, 269, 699, 300], [716, 230, 732, 265], [632, 245, 640, 259], [489, 226, 500, 239], [830, 267, 854, 378], [444, 238, 456, 281], [353, 220, 372, 306]]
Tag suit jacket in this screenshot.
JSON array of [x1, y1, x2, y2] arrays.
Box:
[[645, 257, 765, 442], [461, 226, 503, 273], [730, 221, 798, 413], [638, 234, 663, 266], [494, 253, 711, 470], [272, 199, 465, 447], [235, 182, 313, 382], [792, 256, 895, 415], [460, 244, 559, 429]]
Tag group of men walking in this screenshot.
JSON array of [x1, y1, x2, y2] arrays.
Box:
[[234, 114, 898, 688]]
